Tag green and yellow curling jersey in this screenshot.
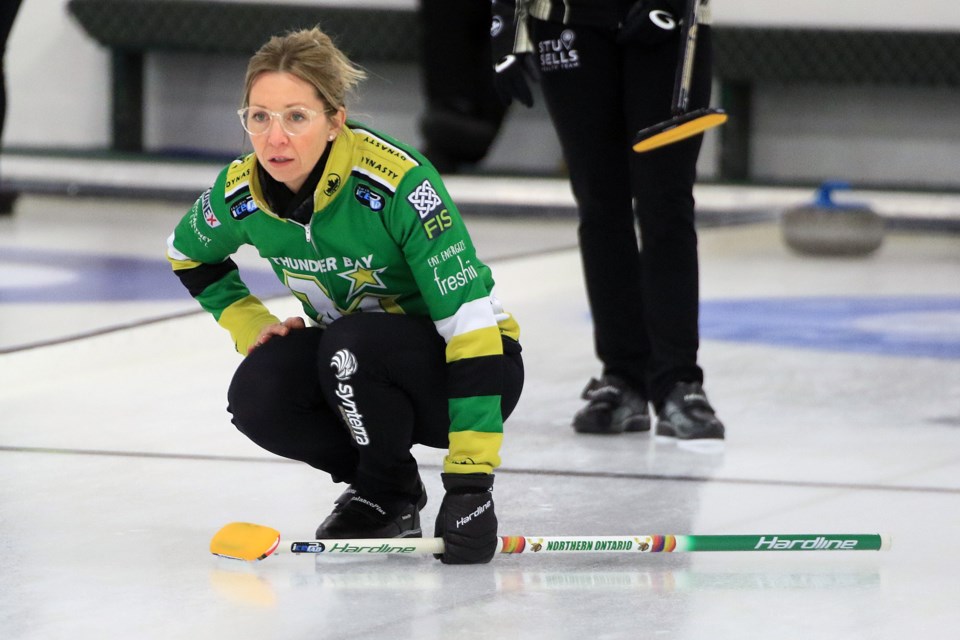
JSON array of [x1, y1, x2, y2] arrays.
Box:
[[166, 121, 519, 475]]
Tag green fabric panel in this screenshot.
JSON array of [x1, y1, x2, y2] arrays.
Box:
[[447, 396, 503, 434]]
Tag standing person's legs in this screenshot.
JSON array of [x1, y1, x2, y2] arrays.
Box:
[[622, 28, 713, 405], [624, 27, 724, 446], [531, 19, 648, 390], [531, 19, 650, 434]]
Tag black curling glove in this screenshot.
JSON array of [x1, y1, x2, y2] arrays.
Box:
[[617, 0, 685, 47], [491, 0, 537, 107], [434, 473, 497, 564]]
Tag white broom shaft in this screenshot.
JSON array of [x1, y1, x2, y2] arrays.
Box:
[[289, 533, 891, 556]]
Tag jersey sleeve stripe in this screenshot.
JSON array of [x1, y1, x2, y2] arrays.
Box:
[[349, 168, 397, 196], [445, 326, 503, 364], [168, 256, 201, 271], [172, 259, 241, 298], [217, 295, 281, 355], [433, 296, 498, 342], [444, 431, 503, 474], [448, 395, 503, 434], [166, 233, 195, 264], [447, 355, 504, 398]]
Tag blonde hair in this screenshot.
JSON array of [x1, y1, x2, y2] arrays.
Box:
[[242, 26, 366, 114]]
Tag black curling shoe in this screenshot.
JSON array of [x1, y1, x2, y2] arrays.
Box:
[[655, 381, 725, 451], [316, 481, 427, 539], [573, 375, 650, 434]]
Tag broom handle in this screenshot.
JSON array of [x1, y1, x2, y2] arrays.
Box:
[[672, 0, 703, 114], [289, 533, 891, 556]]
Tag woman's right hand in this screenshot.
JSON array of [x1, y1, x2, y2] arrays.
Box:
[[248, 317, 306, 354]]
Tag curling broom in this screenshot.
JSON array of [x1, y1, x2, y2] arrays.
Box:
[[210, 522, 891, 561]]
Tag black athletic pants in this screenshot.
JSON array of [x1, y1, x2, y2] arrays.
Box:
[[530, 18, 713, 406], [418, 0, 508, 169], [227, 313, 523, 505]]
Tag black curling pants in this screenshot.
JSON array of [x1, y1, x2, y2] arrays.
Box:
[[227, 313, 523, 504], [530, 19, 713, 406], [418, 0, 508, 167]]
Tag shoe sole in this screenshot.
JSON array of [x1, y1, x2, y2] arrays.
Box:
[[573, 416, 651, 434], [655, 414, 724, 451], [622, 416, 652, 432], [654, 431, 725, 453], [573, 424, 627, 434]]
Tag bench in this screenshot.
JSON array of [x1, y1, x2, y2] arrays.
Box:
[[67, 0, 420, 153], [68, 0, 960, 181], [711, 27, 960, 180]]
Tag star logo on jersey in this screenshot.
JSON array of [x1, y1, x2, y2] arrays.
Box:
[[338, 264, 388, 299]]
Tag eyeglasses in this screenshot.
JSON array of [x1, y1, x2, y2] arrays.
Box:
[[236, 106, 321, 136]]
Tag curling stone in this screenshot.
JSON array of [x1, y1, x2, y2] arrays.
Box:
[[781, 181, 884, 257]]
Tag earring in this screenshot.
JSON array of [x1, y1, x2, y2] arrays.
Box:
[[328, 135, 335, 141]]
